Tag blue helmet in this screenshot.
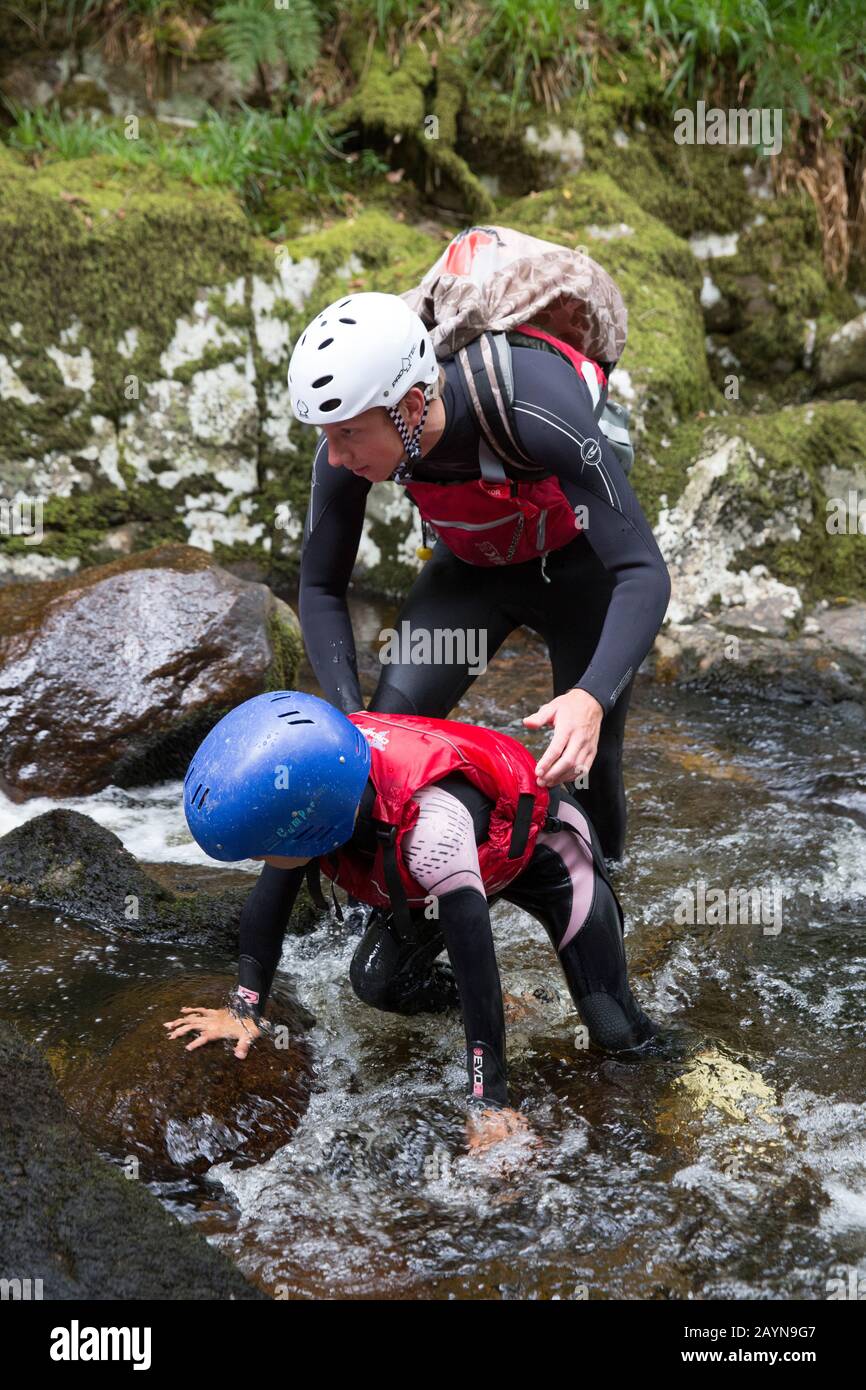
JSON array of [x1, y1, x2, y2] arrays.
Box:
[[183, 691, 371, 862]]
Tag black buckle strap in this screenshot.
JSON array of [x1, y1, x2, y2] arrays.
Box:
[[376, 823, 413, 941], [304, 858, 345, 922], [508, 792, 536, 859]]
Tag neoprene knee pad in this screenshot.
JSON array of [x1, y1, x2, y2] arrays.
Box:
[[577, 990, 659, 1052], [349, 910, 457, 1015]]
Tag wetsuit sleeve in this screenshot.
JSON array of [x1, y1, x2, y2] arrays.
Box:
[[510, 347, 671, 713], [402, 785, 508, 1106], [298, 434, 372, 714], [234, 864, 306, 1015]]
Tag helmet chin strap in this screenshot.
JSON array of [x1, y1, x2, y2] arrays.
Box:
[[386, 394, 431, 483]]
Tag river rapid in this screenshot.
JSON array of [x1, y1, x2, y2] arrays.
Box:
[[1, 596, 864, 1300]]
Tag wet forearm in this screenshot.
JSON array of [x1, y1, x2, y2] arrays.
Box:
[[236, 863, 305, 1013]]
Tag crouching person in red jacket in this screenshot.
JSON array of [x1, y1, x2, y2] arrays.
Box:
[[169, 692, 658, 1150]]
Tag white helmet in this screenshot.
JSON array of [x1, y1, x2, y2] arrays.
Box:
[[287, 292, 438, 466]]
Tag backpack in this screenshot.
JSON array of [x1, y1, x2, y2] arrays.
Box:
[[401, 225, 635, 475]]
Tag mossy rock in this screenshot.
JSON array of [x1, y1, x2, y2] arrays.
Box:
[[502, 171, 713, 437], [708, 191, 858, 380], [726, 401, 866, 606], [653, 401, 866, 638], [551, 62, 754, 239], [330, 36, 494, 219]]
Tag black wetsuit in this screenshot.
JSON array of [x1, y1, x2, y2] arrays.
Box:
[[299, 343, 671, 859], [236, 777, 657, 1109]]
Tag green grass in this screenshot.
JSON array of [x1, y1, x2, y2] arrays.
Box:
[[639, 0, 866, 121], [2, 101, 389, 227]]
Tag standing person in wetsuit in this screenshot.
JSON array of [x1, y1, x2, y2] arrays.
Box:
[[291, 290, 670, 861], [287, 288, 670, 1009], [168, 694, 658, 1151]]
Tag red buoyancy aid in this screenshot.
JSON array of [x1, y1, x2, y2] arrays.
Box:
[[319, 712, 549, 909], [404, 324, 607, 568]]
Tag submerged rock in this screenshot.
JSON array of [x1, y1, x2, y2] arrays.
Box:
[[0, 808, 251, 949], [0, 544, 301, 799], [61, 974, 313, 1179], [0, 1019, 267, 1299]]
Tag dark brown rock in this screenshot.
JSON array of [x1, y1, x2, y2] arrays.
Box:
[[0, 543, 301, 799], [0, 1020, 268, 1299], [61, 974, 313, 1179], [0, 808, 252, 950]]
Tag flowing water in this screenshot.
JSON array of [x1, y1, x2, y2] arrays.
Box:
[[1, 595, 864, 1299]]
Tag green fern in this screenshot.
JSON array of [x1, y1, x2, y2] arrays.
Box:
[[214, 0, 321, 84]]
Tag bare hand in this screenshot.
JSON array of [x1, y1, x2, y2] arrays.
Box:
[[163, 1006, 261, 1060], [465, 1105, 534, 1154], [522, 688, 603, 787]]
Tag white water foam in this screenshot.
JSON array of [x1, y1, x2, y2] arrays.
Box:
[[0, 781, 259, 871]]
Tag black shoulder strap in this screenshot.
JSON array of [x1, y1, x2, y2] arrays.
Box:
[[455, 332, 535, 473]]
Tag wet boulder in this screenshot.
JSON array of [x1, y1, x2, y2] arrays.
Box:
[[61, 974, 314, 1179], [0, 543, 302, 800], [0, 808, 251, 950], [0, 1019, 267, 1299], [0, 807, 325, 948]]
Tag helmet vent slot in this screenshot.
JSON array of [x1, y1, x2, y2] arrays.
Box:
[[318, 337, 334, 349], [338, 317, 356, 324], [339, 299, 352, 307], [320, 398, 342, 412], [197, 787, 209, 809], [277, 711, 314, 724], [312, 375, 333, 388], [192, 783, 202, 803]]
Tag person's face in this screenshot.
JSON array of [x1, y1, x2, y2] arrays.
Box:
[[321, 387, 426, 482]]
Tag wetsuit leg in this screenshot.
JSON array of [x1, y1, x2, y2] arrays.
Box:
[[349, 907, 459, 1015], [533, 538, 634, 860], [502, 790, 657, 1051]]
